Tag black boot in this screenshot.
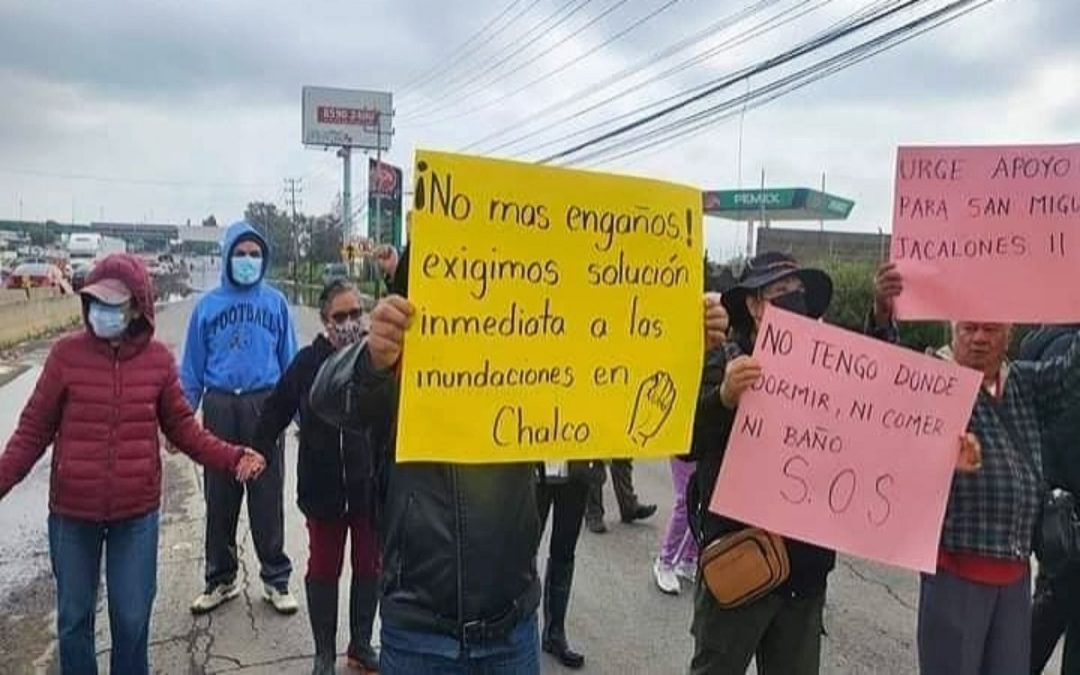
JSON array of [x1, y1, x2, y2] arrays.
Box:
[[542, 558, 585, 669], [346, 576, 380, 672], [306, 578, 338, 675], [620, 503, 658, 523]]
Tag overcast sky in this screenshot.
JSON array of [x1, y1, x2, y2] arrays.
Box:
[[0, 0, 1075, 260]]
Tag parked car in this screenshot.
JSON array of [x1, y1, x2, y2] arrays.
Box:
[[320, 262, 349, 286], [6, 262, 66, 290]]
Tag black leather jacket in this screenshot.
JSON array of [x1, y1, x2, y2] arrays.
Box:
[[310, 342, 541, 643], [1020, 324, 1080, 494]]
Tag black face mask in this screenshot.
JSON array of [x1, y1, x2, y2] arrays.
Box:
[[770, 289, 809, 316]]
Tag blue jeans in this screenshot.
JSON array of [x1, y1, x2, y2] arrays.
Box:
[[381, 614, 540, 674], [48, 511, 159, 675]]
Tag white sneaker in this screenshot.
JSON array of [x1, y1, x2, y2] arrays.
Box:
[[262, 583, 299, 615], [190, 582, 240, 615], [653, 559, 681, 595], [676, 560, 698, 583]]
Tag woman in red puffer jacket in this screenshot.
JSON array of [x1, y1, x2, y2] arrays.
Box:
[[0, 253, 266, 675]]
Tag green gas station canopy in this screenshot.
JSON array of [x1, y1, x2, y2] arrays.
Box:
[[702, 188, 855, 221]]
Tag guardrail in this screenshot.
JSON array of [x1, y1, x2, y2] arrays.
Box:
[[269, 279, 378, 311], [0, 288, 82, 348]]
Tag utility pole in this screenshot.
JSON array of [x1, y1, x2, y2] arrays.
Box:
[[284, 177, 303, 292]]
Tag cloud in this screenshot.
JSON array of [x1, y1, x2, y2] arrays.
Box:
[[0, 0, 1076, 257], [0, 1, 485, 104]]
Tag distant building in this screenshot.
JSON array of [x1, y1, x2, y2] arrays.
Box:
[[0, 220, 221, 254], [756, 227, 891, 264]]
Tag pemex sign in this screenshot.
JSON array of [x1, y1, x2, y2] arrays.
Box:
[[703, 188, 855, 221]]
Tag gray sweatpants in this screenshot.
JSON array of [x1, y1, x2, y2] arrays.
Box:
[[917, 568, 1030, 675], [202, 390, 292, 590]]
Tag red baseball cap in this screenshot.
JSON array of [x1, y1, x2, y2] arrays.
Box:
[[79, 277, 132, 305]]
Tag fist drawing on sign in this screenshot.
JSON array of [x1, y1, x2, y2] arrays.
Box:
[[628, 371, 677, 447]]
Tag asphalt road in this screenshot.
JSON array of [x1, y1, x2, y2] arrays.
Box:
[[0, 293, 1061, 674]]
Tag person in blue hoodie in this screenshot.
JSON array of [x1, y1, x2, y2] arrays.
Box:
[[181, 221, 300, 616]]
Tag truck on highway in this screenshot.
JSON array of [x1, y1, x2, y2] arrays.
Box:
[[66, 233, 101, 262], [66, 233, 127, 264]]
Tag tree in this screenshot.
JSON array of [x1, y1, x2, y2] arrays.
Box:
[[202, 215, 219, 228], [243, 202, 294, 271], [308, 214, 345, 264]]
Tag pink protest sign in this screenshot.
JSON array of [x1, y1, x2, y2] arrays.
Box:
[[710, 307, 981, 573], [891, 143, 1080, 322]]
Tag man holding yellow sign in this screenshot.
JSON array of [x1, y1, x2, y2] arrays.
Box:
[[310, 152, 726, 674]]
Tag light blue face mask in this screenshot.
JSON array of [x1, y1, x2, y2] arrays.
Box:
[[231, 255, 263, 286], [88, 302, 129, 340]]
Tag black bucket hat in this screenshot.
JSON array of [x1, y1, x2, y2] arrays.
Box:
[[721, 251, 833, 332]]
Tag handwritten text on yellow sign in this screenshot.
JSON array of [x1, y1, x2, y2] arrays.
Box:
[[397, 151, 704, 463]]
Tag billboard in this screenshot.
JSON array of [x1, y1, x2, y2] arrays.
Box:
[[302, 86, 393, 150], [368, 159, 403, 246]]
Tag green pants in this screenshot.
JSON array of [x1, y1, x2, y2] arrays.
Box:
[[690, 579, 825, 675]]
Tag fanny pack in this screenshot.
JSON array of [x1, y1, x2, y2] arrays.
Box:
[[700, 528, 790, 609]]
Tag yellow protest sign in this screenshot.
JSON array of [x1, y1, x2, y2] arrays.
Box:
[[397, 150, 704, 463]]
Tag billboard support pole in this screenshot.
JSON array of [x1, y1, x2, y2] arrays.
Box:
[[341, 146, 352, 239], [374, 123, 384, 244]]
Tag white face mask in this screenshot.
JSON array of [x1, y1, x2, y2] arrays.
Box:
[[231, 255, 263, 285], [88, 302, 129, 339], [327, 319, 364, 349]]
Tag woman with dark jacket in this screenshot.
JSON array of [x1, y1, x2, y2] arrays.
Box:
[[688, 252, 838, 675], [536, 461, 591, 669], [253, 280, 379, 675], [0, 254, 264, 675]]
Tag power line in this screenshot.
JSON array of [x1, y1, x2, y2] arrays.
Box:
[[507, 0, 841, 158], [568, 3, 905, 165], [516, 0, 899, 160], [396, 0, 528, 97], [410, 0, 675, 129], [398, 0, 550, 105], [538, 0, 931, 164], [399, 0, 594, 121], [464, 0, 814, 155], [401, 0, 592, 113], [572, 0, 999, 167], [0, 167, 277, 189]]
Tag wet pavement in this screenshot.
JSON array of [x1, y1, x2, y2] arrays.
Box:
[[0, 290, 1062, 673]]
